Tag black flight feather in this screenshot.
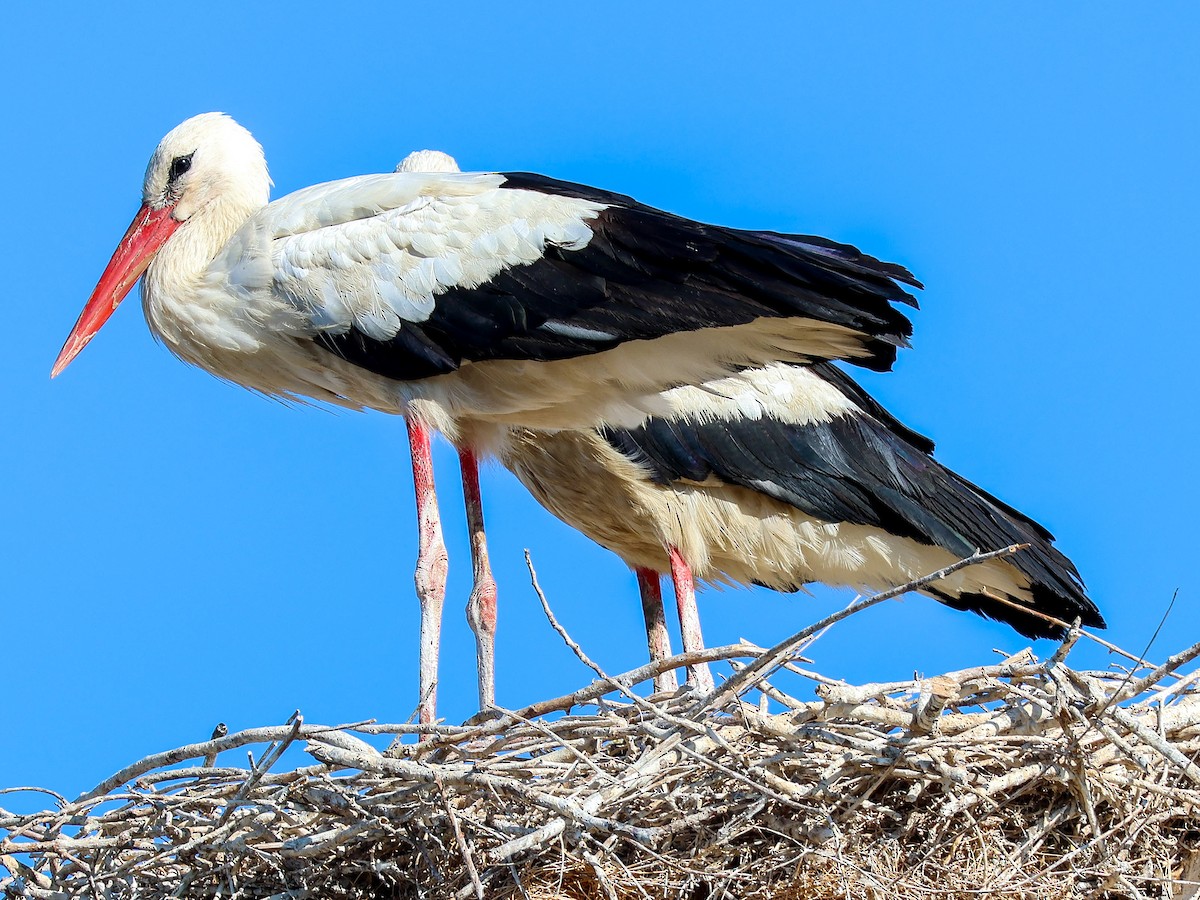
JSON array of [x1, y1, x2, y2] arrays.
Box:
[[600, 364, 1102, 640], [315, 173, 920, 381]]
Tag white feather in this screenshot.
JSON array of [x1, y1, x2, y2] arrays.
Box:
[[129, 116, 901, 439], [497, 418, 1036, 612], [661, 363, 859, 426]]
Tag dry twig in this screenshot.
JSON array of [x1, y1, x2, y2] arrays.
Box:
[[3, 554, 1199, 899]]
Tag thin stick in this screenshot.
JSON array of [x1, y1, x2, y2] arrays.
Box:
[[700, 545, 1029, 712], [80, 719, 373, 802], [437, 776, 484, 900], [526, 549, 611, 682]]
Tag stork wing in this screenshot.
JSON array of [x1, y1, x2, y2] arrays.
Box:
[[807, 361, 936, 454], [249, 171, 921, 382], [601, 366, 1102, 639]]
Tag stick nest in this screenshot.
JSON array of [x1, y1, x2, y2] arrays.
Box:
[[4, 558, 1200, 899]]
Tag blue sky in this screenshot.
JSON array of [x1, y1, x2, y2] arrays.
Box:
[[3, 4, 1198, 804]]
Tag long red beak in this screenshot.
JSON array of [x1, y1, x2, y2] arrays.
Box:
[[51, 203, 181, 378]]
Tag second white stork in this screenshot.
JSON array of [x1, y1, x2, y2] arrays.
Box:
[[52, 113, 922, 719], [498, 361, 1105, 690]]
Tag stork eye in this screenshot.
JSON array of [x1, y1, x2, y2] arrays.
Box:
[[168, 153, 195, 182]]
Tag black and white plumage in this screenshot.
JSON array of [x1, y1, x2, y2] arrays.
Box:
[[499, 361, 1104, 647], [314, 172, 918, 387], [52, 115, 923, 716], [53, 115, 920, 437]]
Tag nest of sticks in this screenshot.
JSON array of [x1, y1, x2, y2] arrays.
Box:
[[4, 548, 1200, 900]]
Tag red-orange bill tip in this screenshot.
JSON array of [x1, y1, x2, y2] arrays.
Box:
[[51, 203, 180, 378]]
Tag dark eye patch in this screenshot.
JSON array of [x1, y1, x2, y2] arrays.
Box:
[[169, 153, 195, 182]]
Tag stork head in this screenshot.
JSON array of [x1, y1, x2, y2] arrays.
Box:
[[52, 113, 271, 377], [141, 112, 271, 222], [396, 149, 461, 174]]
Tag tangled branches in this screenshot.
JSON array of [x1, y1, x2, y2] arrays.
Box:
[[3, 550, 1200, 899]]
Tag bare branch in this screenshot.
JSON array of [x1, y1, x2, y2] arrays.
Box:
[[4, 557, 1199, 898]]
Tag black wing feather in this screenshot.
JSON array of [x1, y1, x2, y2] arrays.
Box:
[[316, 173, 920, 381], [601, 368, 1102, 639], [808, 362, 936, 454]]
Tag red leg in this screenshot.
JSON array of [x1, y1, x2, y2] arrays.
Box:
[[460, 447, 498, 711], [635, 568, 678, 694], [668, 546, 714, 692], [407, 418, 448, 727]]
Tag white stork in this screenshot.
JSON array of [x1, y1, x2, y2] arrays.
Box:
[[499, 361, 1104, 689], [52, 113, 922, 718]]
